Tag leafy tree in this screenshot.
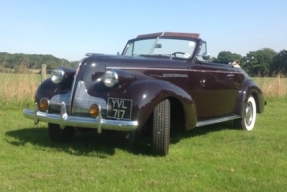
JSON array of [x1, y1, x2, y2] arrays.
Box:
[[269, 49, 287, 76], [241, 48, 277, 76], [0, 52, 78, 71], [215, 51, 242, 63], [207, 56, 217, 62]]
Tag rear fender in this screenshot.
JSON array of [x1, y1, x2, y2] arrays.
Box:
[[235, 80, 265, 117]]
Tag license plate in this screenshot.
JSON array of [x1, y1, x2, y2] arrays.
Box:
[[107, 98, 132, 120]]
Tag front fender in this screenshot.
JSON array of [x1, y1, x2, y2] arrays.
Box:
[[35, 70, 75, 104], [35, 78, 58, 103], [108, 79, 197, 130]]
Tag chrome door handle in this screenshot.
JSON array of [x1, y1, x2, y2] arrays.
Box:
[[227, 74, 234, 80]]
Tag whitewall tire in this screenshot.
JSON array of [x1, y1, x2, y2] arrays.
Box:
[[234, 96, 257, 131]]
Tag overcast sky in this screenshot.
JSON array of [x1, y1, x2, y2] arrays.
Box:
[[1, 0, 286, 61]]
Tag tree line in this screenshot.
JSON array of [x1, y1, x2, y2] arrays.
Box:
[[1, 48, 286, 76], [212, 48, 287, 76], [0, 52, 78, 72]]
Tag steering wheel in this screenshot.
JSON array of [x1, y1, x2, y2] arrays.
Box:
[[171, 52, 186, 58]]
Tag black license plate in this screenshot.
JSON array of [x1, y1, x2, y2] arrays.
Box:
[[107, 98, 132, 120]]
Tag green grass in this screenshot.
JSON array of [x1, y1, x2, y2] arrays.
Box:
[[1, 99, 287, 191]]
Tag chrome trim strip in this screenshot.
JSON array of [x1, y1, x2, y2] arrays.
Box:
[[69, 63, 80, 114], [163, 74, 188, 78], [196, 115, 240, 127], [107, 67, 241, 74], [97, 105, 102, 134], [149, 36, 160, 55], [23, 102, 138, 132]]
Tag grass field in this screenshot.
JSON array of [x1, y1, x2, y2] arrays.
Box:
[[0, 99, 286, 191], [0, 72, 287, 191]]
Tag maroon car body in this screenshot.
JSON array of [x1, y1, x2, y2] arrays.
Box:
[[23, 32, 265, 155]]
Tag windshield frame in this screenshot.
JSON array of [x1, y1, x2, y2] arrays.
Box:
[[122, 36, 198, 60]]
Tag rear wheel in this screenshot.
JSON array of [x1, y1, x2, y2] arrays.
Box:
[[152, 99, 170, 156], [234, 96, 257, 131], [48, 123, 75, 142]]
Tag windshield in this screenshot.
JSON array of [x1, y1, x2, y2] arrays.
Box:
[[123, 37, 196, 59]]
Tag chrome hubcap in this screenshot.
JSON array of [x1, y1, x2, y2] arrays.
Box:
[[245, 103, 253, 126]]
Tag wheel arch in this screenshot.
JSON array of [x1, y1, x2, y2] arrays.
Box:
[[246, 86, 265, 114], [35, 69, 74, 104], [236, 80, 265, 117], [113, 79, 197, 131], [35, 78, 58, 103]]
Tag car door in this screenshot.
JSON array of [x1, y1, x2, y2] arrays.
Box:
[[189, 62, 240, 119]]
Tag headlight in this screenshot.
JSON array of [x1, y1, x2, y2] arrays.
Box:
[[103, 70, 118, 87], [51, 68, 65, 84]]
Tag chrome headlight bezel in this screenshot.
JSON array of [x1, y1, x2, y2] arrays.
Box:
[[103, 70, 118, 87], [51, 68, 65, 84]]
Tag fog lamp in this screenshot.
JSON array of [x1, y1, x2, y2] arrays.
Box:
[[89, 104, 99, 118], [39, 98, 49, 112]]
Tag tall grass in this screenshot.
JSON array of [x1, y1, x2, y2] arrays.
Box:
[[0, 70, 286, 109], [0, 70, 41, 109], [253, 76, 287, 98]]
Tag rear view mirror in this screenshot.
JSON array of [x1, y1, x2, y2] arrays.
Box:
[[155, 44, 162, 48], [202, 52, 210, 60]]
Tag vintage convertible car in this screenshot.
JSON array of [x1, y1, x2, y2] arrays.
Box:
[[23, 32, 265, 156]]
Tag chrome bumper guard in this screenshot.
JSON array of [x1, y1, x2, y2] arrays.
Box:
[[23, 102, 138, 134]]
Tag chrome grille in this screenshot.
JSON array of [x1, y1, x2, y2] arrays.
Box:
[[71, 81, 107, 117], [50, 92, 71, 113], [49, 81, 107, 117]]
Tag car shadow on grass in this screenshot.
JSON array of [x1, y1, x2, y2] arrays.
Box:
[[5, 127, 131, 158], [5, 121, 238, 157]]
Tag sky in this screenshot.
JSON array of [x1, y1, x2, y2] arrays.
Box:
[[0, 0, 286, 61]]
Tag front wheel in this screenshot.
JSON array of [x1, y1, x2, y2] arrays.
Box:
[[234, 96, 257, 131], [152, 99, 170, 156]]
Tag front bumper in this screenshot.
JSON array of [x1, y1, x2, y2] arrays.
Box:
[[23, 102, 138, 134]]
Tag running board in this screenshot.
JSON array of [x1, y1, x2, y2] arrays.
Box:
[[196, 115, 241, 127]]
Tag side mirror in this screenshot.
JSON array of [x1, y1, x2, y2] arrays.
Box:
[[202, 52, 211, 60]]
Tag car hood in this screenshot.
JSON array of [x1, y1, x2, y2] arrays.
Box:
[[80, 54, 189, 69]]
